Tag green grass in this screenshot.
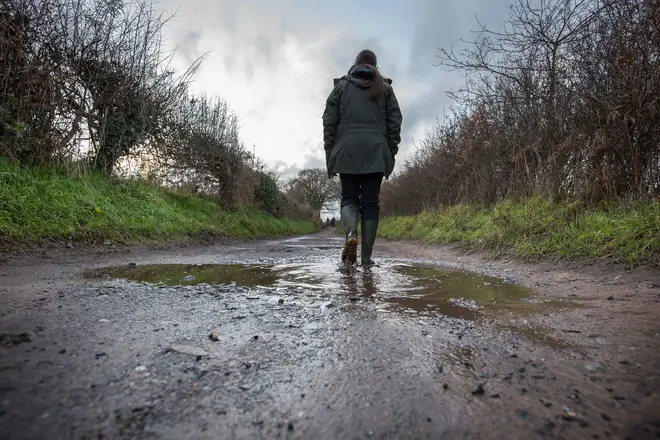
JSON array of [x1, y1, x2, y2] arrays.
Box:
[[0, 160, 317, 247], [379, 198, 660, 264]]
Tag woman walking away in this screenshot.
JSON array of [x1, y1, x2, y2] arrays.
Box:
[[322, 49, 403, 266]]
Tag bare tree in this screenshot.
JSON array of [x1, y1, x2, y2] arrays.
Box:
[[286, 168, 340, 213]]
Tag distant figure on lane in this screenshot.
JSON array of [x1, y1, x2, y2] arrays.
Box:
[[322, 49, 403, 267]]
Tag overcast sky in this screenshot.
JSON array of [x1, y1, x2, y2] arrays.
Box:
[[158, 0, 511, 180]]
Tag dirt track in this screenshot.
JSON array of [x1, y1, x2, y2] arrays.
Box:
[[0, 230, 659, 439]]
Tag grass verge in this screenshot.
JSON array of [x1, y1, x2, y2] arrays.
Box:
[[0, 160, 317, 247], [379, 198, 660, 264]]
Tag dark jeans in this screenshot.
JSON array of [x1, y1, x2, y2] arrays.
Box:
[[339, 173, 384, 221]]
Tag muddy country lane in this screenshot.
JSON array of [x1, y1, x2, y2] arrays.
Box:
[[0, 230, 659, 440]]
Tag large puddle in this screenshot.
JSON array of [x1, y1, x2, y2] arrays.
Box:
[[86, 261, 555, 320]]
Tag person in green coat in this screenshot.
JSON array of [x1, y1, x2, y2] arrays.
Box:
[[322, 49, 403, 266]]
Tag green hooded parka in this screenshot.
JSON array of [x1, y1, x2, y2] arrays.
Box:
[[322, 65, 403, 179]]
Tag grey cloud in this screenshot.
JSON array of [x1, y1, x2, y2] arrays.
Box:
[[271, 160, 300, 181], [272, 147, 326, 182], [254, 35, 274, 65], [405, 0, 512, 76], [391, 0, 511, 150], [162, 0, 300, 77], [301, 151, 325, 169], [397, 71, 464, 144], [176, 30, 202, 66]]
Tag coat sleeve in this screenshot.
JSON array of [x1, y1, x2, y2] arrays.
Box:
[[322, 85, 340, 151], [385, 87, 403, 156]]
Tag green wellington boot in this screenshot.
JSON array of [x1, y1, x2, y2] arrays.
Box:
[[340, 204, 359, 265], [360, 219, 379, 266]]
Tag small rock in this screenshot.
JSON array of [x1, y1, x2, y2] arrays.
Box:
[[540, 398, 553, 407], [253, 335, 259, 341], [607, 296, 615, 301], [183, 275, 195, 281], [490, 393, 500, 398], [442, 383, 449, 390], [190, 366, 208, 378], [65, 242, 73, 249], [95, 352, 106, 359], [586, 362, 604, 373], [128, 262, 137, 267], [59, 348, 66, 354], [135, 365, 147, 372], [278, 298, 284, 304], [103, 240, 112, 246], [601, 413, 611, 421], [516, 409, 532, 419], [535, 421, 556, 437], [239, 383, 255, 391], [471, 383, 485, 395], [0, 332, 32, 347], [208, 331, 219, 342], [287, 422, 294, 431], [562, 407, 578, 421]]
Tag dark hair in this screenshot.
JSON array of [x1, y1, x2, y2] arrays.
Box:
[[355, 49, 377, 66], [355, 49, 384, 100]]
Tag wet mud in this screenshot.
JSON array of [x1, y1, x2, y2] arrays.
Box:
[[0, 231, 658, 439]]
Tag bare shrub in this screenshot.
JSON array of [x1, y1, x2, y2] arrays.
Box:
[[383, 0, 660, 215]]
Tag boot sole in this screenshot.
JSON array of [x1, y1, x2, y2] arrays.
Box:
[[343, 237, 358, 264]]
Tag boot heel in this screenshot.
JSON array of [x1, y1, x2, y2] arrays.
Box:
[[344, 237, 358, 264]]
